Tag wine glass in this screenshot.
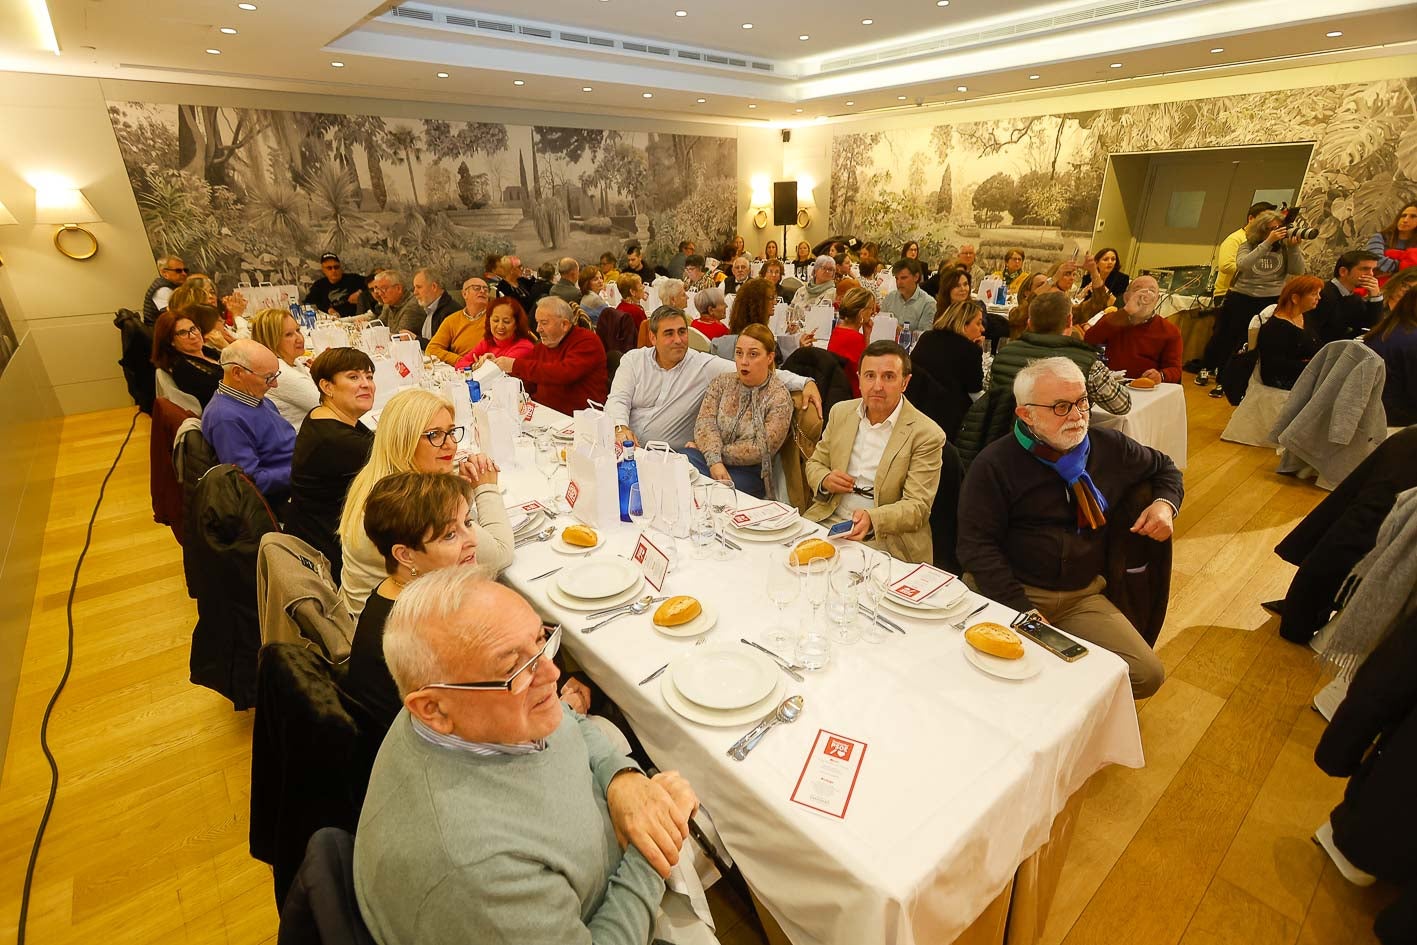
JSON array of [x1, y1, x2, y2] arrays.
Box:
[[800, 556, 831, 623], [709, 482, 736, 561], [860, 550, 893, 645], [627, 483, 647, 535], [763, 567, 798, 650], [534, 431, 559, 511], [648, 489, 678, 572], [828, 546, 864, 646]]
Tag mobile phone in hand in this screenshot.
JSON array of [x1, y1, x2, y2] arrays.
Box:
[[826, 520, 853, 538]]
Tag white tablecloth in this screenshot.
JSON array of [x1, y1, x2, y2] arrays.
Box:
[[501, 406, 1143, 945], [1091, 383, 1189, 470]]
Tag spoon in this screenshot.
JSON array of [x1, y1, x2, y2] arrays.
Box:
[[728, 695, 804, 761], [581, 597, 656, 634], [585, 594, 660, 619], [515, 525, 556, 547]]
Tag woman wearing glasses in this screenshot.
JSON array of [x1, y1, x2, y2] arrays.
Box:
[[338, 389, 513, 618], [151, 308, 223, 407], [345, 472, 589, 742]]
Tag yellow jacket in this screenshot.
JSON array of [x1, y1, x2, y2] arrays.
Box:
[[427, 310, 487, 366], [1213, 227, 1247, 297]]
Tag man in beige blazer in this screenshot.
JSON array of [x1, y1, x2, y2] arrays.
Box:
[[804, 340, 945, 564]]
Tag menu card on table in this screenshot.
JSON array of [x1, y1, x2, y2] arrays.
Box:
[[632, 532, 671, 591], [728, 501, 795, 530], [790, 730, 868, 819], [889, 563, 954, 603]]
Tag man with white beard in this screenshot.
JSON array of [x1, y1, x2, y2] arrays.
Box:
[[1082, 275, 1184, 383], [957, 357, 1181, 698]]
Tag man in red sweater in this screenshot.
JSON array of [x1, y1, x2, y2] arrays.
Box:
[[495, 297, 609, 414], [1083, 275, 1183, 383]]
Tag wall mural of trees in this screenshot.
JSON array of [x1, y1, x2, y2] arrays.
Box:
[[105, 101, 737, 293], [830, 77, 1417, 275]]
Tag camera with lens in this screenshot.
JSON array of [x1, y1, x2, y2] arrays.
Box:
[[1276, 204, 1319, 243]]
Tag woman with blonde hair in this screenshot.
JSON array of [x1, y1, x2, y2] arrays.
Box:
[[249, 306, 321, 430], [337, 388, 513, 618], [905, 300, 986, 440]]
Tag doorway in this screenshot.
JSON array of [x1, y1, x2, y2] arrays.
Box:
[[1093, 143, 1314, 293]]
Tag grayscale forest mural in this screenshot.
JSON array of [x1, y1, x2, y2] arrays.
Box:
[[105, 102, 738, 291], [831, 77, 1417, 275]]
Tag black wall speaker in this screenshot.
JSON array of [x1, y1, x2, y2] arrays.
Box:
[[773, 181, 798, 227], [781, 129, 791, 143]]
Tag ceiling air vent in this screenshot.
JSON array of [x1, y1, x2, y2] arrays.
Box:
[[519, 25, 553, 39], [646, 45, 671, 56], [561, 31, 589, 44], [705, 54, 729, 65], [391, 5, 434, 20], [623, 41, 647, 53], [752, 61, 773, 72], [677, 50, 702, 60], [588, 35, 614, 47]]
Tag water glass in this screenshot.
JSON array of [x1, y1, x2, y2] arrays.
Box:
[[709, 482, 736, 561], [763, 567, 798, 651], [796, 610, 831, 671], [627, 483, 647, 534], [800, 556, 831, 621], [860, 550, 892, 645], [534, 431, 560, 510], [689, 503, 716, 559], [828, 549, 863, 645], [647, 492, 678, 572]]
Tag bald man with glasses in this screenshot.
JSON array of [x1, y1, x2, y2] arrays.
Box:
[[200, 339, 296, 505], [427, 277, 493, 366]]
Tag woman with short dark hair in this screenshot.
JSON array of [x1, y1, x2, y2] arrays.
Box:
[[283, 346, 377, 581]]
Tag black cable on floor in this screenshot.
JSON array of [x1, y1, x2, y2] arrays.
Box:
[[17, 407, 140, 945]]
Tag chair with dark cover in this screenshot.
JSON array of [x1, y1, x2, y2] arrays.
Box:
[[1103, 479, 1174, 648], [776, 389, 826, 514], [1315, 608, 1417, 937], [276, 828, 376, 945], [781, 345, 854, 419], [953, 385, 1017, 471], [252, 644, 370, 910], [114, 307, 155, 414], [151, 397, 196, 542], [184, 464, 278, 709], [929, 443, 965, 573], [1274, 427, 1417, 644]]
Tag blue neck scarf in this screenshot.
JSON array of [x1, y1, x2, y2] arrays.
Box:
[[1013, 420, 1108, 530]]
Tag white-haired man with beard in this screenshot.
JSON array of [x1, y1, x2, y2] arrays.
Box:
[[1082, 275, 1184, 383], [957, 357, 1180, 697]]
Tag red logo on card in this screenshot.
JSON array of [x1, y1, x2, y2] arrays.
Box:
[[824, 737, 854, 761], [564, 482, 579, 506], [395, 360, 411, 378]]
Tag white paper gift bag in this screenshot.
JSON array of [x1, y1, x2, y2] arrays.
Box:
[[869, 314, 899, 343], [574, 403, 615, 454], [475, 402, 518, 467], [372, 359, 401, 410], [310, 325, 349, 355], [803, 302, 835, 347], [770, 302, 789, 335], [441, 375, 474, 432], [391, 338, 423, 385], [359, 325, 392, 358], [566, 444, 619, 528], [635, 442, 693, 538]]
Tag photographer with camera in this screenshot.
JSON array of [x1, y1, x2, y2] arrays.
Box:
[[1199, 209, 1306, 399], [1310, 250, 1385, 344]]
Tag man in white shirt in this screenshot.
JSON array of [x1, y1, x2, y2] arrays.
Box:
[[880, 260, 935, 334], [804, 341, 945, 564], [608, 308, 821, 448]]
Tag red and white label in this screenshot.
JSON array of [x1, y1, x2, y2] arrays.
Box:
[[790, 729, 867, 819], [631, 532, 670, 591]]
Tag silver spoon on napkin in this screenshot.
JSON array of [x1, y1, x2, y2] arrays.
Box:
[[728, 695, 804, 761]]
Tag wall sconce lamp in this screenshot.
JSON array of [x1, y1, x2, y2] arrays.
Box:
[[795, 179, 816, 228], [750, 175, 772, 229], [35, 188, 101, 260], [0, 198, 17, 268]]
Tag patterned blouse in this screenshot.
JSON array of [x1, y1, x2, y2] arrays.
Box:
[[693, 372, 793, 496]]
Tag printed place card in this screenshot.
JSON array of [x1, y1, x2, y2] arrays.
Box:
[[790, 729, 867, 819], [729, 501, 795, 530], [631, 532, 671, 591], [889, 563, 954, 603]]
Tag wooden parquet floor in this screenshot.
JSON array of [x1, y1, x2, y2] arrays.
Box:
[[0, 386, 1400, 945]]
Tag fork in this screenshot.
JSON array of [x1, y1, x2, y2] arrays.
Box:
[[951, 601, 989, 631]]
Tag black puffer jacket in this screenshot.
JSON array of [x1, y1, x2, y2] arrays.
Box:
[[185, 464, 279, 709], [782, 345, 854, 419]]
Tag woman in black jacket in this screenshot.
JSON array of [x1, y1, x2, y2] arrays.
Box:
[[905, 300, 985, 441], [152, 308, 222, 406], [1257, 274, 1324, 389]]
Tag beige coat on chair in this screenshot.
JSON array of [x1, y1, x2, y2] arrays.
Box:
[[803, 398, 945, 564]]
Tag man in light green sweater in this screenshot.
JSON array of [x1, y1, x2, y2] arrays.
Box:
[[354, 575, 698, 944]]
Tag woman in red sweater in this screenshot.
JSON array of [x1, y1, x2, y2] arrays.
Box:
[[828, 287, 877, 397], [455, 297, 536, 370]]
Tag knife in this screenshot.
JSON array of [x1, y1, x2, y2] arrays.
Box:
[[638, 663, 669, 686], [739, 638, 806, 681], [859, 605, 906, 635]]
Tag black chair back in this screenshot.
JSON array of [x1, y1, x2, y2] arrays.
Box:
[[277, 828, 376, 945], [930, 443, 965, 573]]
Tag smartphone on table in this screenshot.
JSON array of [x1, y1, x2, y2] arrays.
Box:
[[1011, 615, 1089, 662]]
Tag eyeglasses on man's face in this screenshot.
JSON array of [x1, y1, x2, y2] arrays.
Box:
[[424, 624, 561, 694], [235, 364, 281, 386], [1025, 397, 1090, 418], [162, 266, 189, 275], [420, 426, 465, 448]]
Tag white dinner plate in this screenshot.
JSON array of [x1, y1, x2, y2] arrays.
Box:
[[879, 595, 960, 621], [652, 601, 718, 638], [551, 528, 606, 556], [661, 671, 786, 727], [888, 579, 968, 611], [669, 643, 778, 710], [506, 508, 531, 533], [512, 512, 547, 537], [556, 558, 640, 599], [727, 520, 807, 543], [962, 638, 1042, 680], [545, 577, 646, 613], [730, 502, 799, 532]]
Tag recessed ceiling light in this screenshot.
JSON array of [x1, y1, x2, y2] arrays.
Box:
[[219, 27, 237, 34], [748, 104, 757, 109], [205, 48, 221, 54], [956, 85, 968, 92], [799, 34, 810, 40], [643, 92, 653, 98], [237, 2, 256, 8], [937, 0, 949, 5], [845, 100, 855, 106], [1110, 62, 1123, 68], [1326, 30, 1343, 37], [696, 98, 706, 103], [794, 108, 804, 113], [1210, 47, 1224, 53], [862, 18, 874, 25], [436, 71, 450, 78], [741, 22, 753, 29], [675, 10, 687, 16], [897, 95, 907, 100], [582, 86, 593, 91], [330, 61, 345, 68], [513, 79, 525, 86], [1029, 74, 1040, 79]]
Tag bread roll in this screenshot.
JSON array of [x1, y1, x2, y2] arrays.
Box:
[[965, 622, 1025, 660], [1129, 376, 1157, 389], [562, 524, 598, 547], [789, 538, 837, 567], [653, 596, 702, 627]]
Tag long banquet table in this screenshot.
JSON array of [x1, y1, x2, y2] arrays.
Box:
[[1091, 382, 1189, 470], [499, 403, 1144, 945]]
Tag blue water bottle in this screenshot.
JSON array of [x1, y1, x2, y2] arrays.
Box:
[[617, 440, 639, 523], [899, 323, 913, 351], [996, 284, 1007, 306], [464, 371, 482, 403]]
